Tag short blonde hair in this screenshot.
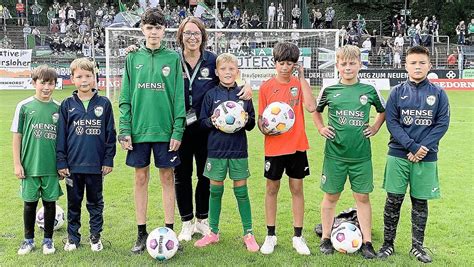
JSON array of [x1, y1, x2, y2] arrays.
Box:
[[336, 45, 361, 63], [216, 53, 238, 68], [70, 57, 95, 76]]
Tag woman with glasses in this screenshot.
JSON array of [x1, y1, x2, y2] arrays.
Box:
[[174, 17, 253, 242]]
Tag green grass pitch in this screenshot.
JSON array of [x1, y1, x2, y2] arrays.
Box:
[[0, 87, 473, 265]]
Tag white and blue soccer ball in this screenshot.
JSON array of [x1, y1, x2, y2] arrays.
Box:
[[213, 101, 247, 134], [146, 227, 179, 261], [36, 205, 65, 231], [331, 222, 363, 253], [262, 102, 295, 135]]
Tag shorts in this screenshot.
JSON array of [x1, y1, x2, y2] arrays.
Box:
[[320, 157, 373, 194], [203, 158, 250, 181], [383, 155, 440, 200], [126, 142, 180, 168], [17, 11, 25, 18], [20, 175, 63, 202], [264, 151, 310, 180]]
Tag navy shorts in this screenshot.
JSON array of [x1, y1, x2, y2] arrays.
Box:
[[126, 142, 180, 168], [264, 151, 310, 180]]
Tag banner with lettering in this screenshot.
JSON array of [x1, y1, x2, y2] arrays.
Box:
[[0, 49, 33, 78]]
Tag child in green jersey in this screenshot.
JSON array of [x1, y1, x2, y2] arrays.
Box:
[[118, 7, 186, 253], [313, 45, 386, 258], [11, 65, 62, 255]]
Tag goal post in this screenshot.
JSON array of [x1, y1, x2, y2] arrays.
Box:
[[105, 28, 339, 101]]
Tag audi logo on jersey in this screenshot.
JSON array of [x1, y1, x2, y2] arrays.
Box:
[[414, 119, 433, 126]]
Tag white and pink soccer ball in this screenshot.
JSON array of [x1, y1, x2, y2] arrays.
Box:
[[36, 205, 65, 231], [146, 227, 179, 261], [213, 101, 247, 134], [331, 222, 363, 253], [261, 102, 295, 135]]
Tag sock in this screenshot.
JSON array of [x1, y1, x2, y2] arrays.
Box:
[[233, 185, 253, 235], [24, 201, 39, 239], [165, 223, 174, 230], [411, 196, 428, 249], [209, 184, 224, 234], [382, 193, 405, 246], [42, 200, 56, 239], [267, 225, 276, 236], [294, 226, 302, 237], [137, 224, 147, 237]]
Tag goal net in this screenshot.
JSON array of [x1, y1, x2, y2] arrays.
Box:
[[105, 28, 339, 101]]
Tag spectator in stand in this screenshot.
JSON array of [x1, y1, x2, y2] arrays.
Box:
[[232, 6, 241, 27], [267, 2, 275, 29], [431, 16, 440, 43], [22, 23, 31, 48], [250, 13, 261, 29], [59, 6, 66, 22], [399, 17, 407, 36], [50, 19, 59, 33], [311, 8, 322, 29], [393, 45, 402, 68], [394, 33, 404, 49], [391, 15, 399, 37], [420, 24, 431, 46], [16, 0, 26, 26], [52, 1, 60, 18], [422, 16, 429, 30], [447, 51, 457, 68], [378, 40, 390, 67], [292, 4, 301, 28], [468, 18, 474, 44], [47, 7, 55, 29], [68, 6, 76, 24], [0, 5, 4, 26], [325, 6, 335, 28], [79, 20, 89, 36], [276, 3, 284, 29], [77, 3, 84, 23], [84, 3, 92, 21], [60, 19, 66, 34], [178, 6, 186, 21], [50, 32, 61, 53], [30, 0, 43, 26], [456, 21, 466, 45], [229, 35, 241, 50], [223, 7, 231, 28], [347, 27, 359, 45], [370, 30, 377, 48], [31, 27, 41, 45], [241, 10, 249, 29], [407, 23, 417, 47], [362, 37, 372, 56], [338, 25, 347, 46]]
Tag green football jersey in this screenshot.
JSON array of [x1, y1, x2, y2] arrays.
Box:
[[11, 96, 60, 176], [316, 82, 385, 162]]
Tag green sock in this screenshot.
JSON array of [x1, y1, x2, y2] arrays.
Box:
[[233, 185, 253, 235], [209, 184, 224, 234]]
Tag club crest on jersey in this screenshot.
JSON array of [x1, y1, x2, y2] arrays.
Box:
[[403, 116, 413, 125], [206, 162, 212, 171], [290, 87, 298, 97], [162, 65, 171, 77], [321, 174, 327, 184], [359, 95, 368, 105], [426, 95, 436, 106], [200, 67, 209, 78], [52, 112, 59, 124], [265, 161, 271, 172], [94, 106, 103, 117]]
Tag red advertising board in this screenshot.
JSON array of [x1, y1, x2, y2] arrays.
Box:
[[429, 79, 474, 91]]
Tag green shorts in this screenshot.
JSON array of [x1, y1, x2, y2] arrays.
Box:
[[203, 158, 250, 181], [383, 155, 440, 200], [20, 176, 63, 202], [320, 157, 373, 194]]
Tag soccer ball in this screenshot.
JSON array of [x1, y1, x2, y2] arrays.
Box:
[[261, 102, 295, 135], [36, 205, 65, 231], [213, 101, 247, 134], [146, 227, 179, 261], [330, 222, 362, 253]]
